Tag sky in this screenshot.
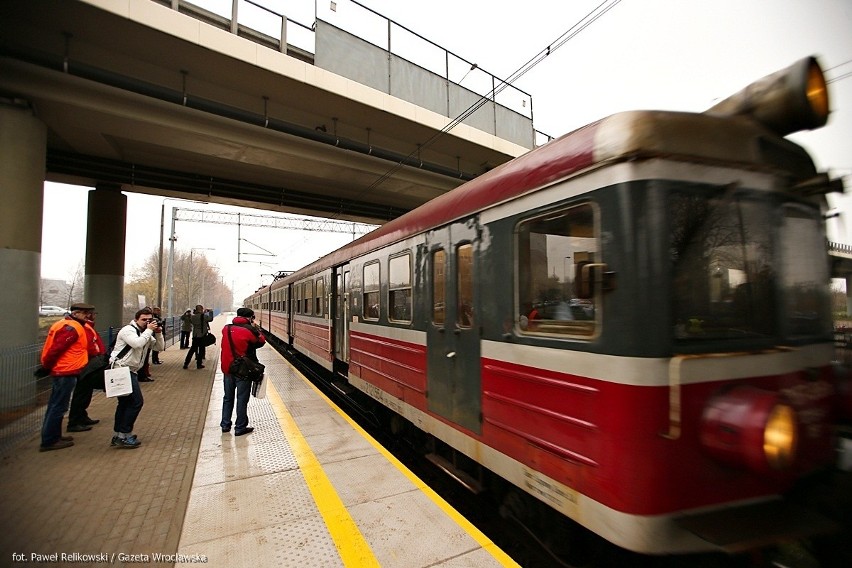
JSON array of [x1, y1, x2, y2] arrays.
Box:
[[40, 0, 852, 305]]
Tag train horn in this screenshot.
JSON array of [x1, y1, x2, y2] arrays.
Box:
[[705, 56, 829, 136]]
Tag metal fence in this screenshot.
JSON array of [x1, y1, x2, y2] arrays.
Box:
[[0, 318, 179, 456]]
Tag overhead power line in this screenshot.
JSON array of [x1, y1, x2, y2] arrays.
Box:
[[825, 58, 852, 84], [355, 0, 624, 201], [173, 207, 378, 236]]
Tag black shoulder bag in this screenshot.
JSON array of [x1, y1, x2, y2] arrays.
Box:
[[226, 325, 265, 382]]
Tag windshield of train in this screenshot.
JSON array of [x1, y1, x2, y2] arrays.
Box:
[[670, 187, 830, 344]]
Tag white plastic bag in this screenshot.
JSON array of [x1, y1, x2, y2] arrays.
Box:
[[104, 365, 132, 397]]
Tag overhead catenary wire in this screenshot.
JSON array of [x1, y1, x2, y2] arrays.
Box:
[[825, 58, 852, 84]]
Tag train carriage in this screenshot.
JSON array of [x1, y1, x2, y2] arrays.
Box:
[[248, 56, 850, 556]]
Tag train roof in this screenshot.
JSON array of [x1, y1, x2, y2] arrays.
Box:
[[262, 107, 814, 288], [245, 56, 830, 298]]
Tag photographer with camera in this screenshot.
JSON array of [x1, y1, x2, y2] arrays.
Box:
[[108, 307, 164, 449], [183, 304, 214, 370], [179, 309, 192, 349], [151, 306, 165, 365], [137, 306, 164, 381], [220, 308, 266, 436]]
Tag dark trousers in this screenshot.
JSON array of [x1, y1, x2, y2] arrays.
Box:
[[179, 331, 190, 349], [221, 375, 251, 432], [139, 349, 152, 378], [152, 349, 161, 364], [41, 375, 77, 446], [68, 372, 99, 426], [114, 372, 144, 434], [184, 338, 206, 368]]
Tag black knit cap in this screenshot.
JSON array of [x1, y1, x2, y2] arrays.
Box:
[[236, 307, 254, 318]]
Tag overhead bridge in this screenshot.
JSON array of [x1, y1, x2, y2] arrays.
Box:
[[0, 0, 533, 223], [0, 0, 534, 344]]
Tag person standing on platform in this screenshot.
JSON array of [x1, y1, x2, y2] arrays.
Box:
[[67, 311, 108, 432], [151, 306, 164, 365], [220, 308, 266, 436], [179, 309, 192, 349], [137, 306, 164, 382], [38, 303, 96, 451], [109, 308, 163, 449], [183, 304, 213, 370]]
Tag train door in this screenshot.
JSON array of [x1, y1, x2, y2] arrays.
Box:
[[287, 283, 295, 344], [426, 219, 481, 433], [333, 264, 351, 371]]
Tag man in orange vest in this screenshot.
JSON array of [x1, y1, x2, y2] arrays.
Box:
[[39, 302, 96, 451], [67, 311, 108, 432]]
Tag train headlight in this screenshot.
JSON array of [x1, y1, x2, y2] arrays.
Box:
[[763, 404, 797, 470], [700, 387, 799, 474], [805, 59, 829, 123], [706, 56, 830, 136]]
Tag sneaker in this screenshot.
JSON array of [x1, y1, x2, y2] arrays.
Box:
[[111, 435, 141, 449], [60, 435, 74, 442], [39, 439, 74, 452], [197, 365, 205, 369], [234, 427, 254, 436], [67, 424, 93, 432]]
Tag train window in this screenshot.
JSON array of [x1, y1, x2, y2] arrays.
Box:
[[457, 244, 473, 327], [433, 249, 446, 324], [517, 204, 597, 337], [304, 280, 313, 315], [295, 284, 301, 314], [389, 253, 412, 323], [316, 277, 324, 316], [363, 261, 380, 320]]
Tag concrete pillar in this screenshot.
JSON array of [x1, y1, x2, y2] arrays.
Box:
[[0, 100, 46, 348], [85, 186, 127, 331]]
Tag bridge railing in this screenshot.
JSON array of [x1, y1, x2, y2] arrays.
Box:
[[829, 240, 852, 256], [162, 0, 537, 146]]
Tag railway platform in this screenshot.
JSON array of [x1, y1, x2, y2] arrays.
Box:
[[0, 316, 517, 567]]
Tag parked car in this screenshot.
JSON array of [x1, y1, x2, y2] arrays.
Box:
[[39, 305, 67, 317]]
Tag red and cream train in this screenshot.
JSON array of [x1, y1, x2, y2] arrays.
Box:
[[245, 56, 850, 556]]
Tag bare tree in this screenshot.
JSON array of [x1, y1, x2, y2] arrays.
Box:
[[126, 248, 233, 316], [65, 261, 85, 307]]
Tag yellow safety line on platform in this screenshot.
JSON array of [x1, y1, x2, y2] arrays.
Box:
[[266, 379, 380, 568], [281, 359, 520, 568]]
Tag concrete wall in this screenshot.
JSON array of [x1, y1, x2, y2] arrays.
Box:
[[315, 20, 533, 149]]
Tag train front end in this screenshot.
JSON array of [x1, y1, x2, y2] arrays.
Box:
[[591, 56, 849, 553], [489, 56, 850, 557]]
